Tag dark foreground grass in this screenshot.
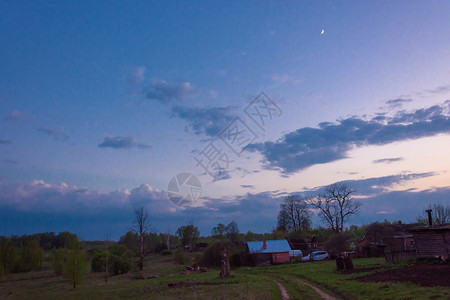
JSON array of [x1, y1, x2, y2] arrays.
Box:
[[0, 271, 278, 300], [240, 258, 450, 300], [1, 256, 448, 299]]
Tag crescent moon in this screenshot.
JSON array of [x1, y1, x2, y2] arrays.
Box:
[[321, 29, 325, 35]]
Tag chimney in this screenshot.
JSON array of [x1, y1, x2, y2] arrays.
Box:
[[263, 239, 267, 249], [426, 209, 433, 226]]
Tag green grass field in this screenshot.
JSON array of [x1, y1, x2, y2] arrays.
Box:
[[1, 256, 448, 299]]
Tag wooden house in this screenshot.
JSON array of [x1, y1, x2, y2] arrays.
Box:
[[247, 239, 291, 266], [409, 224, 450, 259], [358, 223, 415, 257], [286, 236, 321, 255]]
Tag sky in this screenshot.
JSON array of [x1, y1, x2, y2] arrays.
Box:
[[1, 1, 449, 240]]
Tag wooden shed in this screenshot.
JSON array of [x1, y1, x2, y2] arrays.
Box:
[[358, 223, 416, 257], [247, 239, 291, 266], [409, 224, 450, 259]]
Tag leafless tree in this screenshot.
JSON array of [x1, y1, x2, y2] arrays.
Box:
[[309, 183, 361, 234], [417, 203, 449, 225], [132, 207, 149, 271], [105, 233, 110, 284], [166, 225, 172, 250], [277, 195, 311, 232]]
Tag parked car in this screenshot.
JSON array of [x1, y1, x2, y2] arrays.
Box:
[[301, 251, 330, 261]]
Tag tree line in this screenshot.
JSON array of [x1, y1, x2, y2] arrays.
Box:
[[1, 187, 447, 286]]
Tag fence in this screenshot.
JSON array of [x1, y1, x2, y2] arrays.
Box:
[[384, 249, 417, 264]]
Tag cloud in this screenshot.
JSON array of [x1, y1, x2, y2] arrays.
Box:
[[0, 178, 280, 239], [126, 67, 146, 86], [0, 140, 12, 145], [318, 172, 436, 196], [241, 185, 254, 189], [425, 84, 450, 95], [144, 79, 199, 103], [385, 98, 412, 108], [287, 172, 443, 226], [2, 159, 18, 164], [271, 74, 301, 85], [293, 172, 436, 200], [0, 171, 445, 240], [38, 127, 69, 141], [0, 180, 168, 214], [5, 110, 34, 121], [98, 135, 151, 150], [171, 105, 236, 136], [353, 187, 450, 225], [247, 101, 450, 173], [206, 89, 218, 99], [373, 157, 403, 164]]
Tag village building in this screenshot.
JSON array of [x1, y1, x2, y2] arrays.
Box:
[[357, 222, 416, 257], [286, 236, 321, 255], [408, 224, 450, 260], [247, 239, 291, 266]]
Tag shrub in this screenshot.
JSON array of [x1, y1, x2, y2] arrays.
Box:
[[324, 234, 351, 256], [193, 252, 203, 265], [1, 238, 18, 273], [291, 255, 302, 263], [161, 249, 172, 256], [200, 240, 233, 268], [18, 241, 44, 272], [91, 251, 105, 273], [174, 250, 189, 265], [50, 248, 66, 275], [110, 248, 132, 275], [91, 246, 132, 275], [65, 241, 87, 288]]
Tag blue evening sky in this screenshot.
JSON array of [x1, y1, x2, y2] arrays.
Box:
[[1, 1, 449, 240]]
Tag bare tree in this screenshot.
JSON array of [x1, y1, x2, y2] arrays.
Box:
[[166, 225, 172, 250], [132, 207, 149, 271], [105, 233, 110, 284], [310, 183, 361, 234], [417, 203, 449, 225], [277, 195, 311, 232]]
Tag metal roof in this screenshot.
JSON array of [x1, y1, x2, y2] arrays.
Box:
[[247, 239, 292, 254], [408, 224, 450, 231]]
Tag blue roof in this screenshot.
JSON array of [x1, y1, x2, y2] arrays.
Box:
[[247, 239, 292, 254]]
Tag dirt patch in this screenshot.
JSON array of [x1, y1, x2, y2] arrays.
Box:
[[343, 266, 381, 274], [0, 274, 57, 283], [353, 264, 450, 287], [273, 280, 290, 300], [167, 281, 232, 288], [297, 279, 336, 300]]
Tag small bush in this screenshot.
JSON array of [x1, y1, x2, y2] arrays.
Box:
[[174, 250, 189, 265], [161, 249, 172, 256], [193, 252, 203, 264], [91, 251, 105, 272], [324, 234, 351, 256], [200, 240, 233, 268], [291, 256, 302, 263], [50, 248, 66, 275], [90, 245, 132, 275]]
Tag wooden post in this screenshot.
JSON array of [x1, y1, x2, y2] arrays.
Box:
[[225, 252, 231, 277], [220, 251, 231, 278], [344, 256, 354, 270], [336, 256, 345, 270]]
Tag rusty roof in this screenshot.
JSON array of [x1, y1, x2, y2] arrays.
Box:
[[408, 223, 450, 231]]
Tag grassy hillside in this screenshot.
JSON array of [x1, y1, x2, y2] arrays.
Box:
[[1, 255, 448, 299]]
